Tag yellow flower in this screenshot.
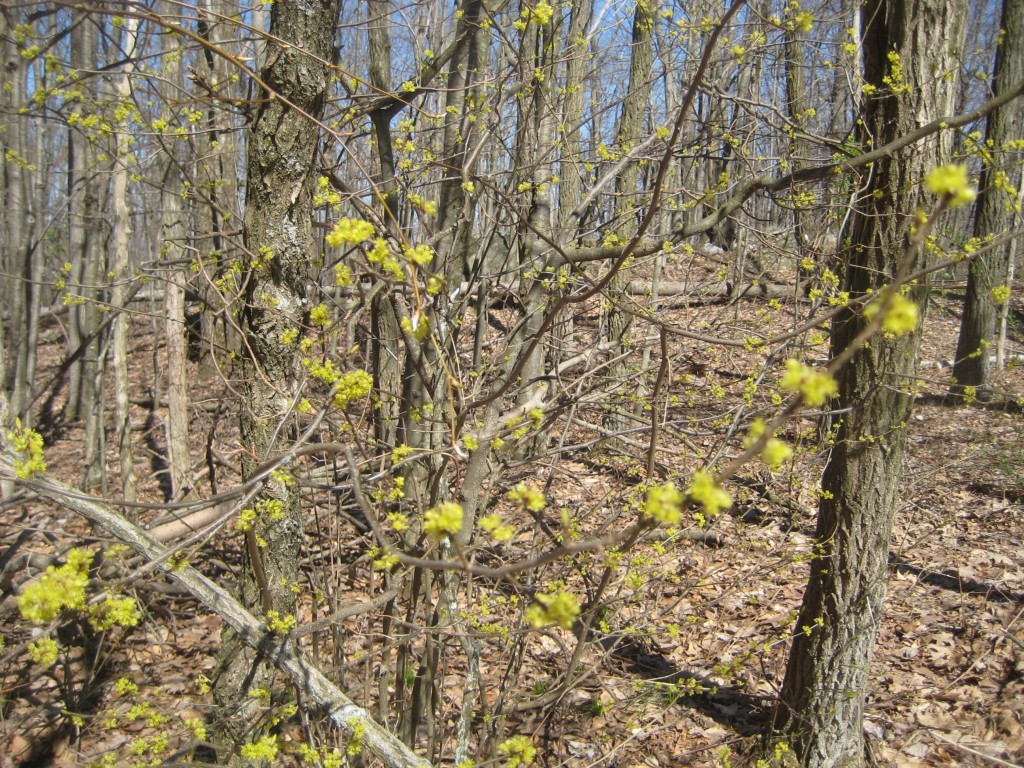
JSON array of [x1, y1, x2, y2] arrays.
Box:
[[28, 637, 59, 666], [333, 370, 373, 409], [7, 420, 46, 478], [761, 439, 793, 470], [525, 1, 554, 25], [19, 548, 93, 622], [309, 303, 330, 327], [508, 483, 546, 512], [240, 735, 279, 762], [326, 218, 375, 247], [685, 471, 732, 518], [864, 293, 919, 336], [643, 482, 682, 525], [89, 596, 141, 631], [404, 244, 434, 266], [525, 590, 579, 629], [480, 513, 515, 542], [423, 502, 463, 538], [779, 359, 838, 406], [744, 419, 793, 469], [925, 164, 976, 208], [334, 263, 352, 287], [499, 736, 537, 768]]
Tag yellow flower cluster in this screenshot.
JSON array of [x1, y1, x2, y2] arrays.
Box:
[[90, 595, 141, 631], [404, 244, 434, 266], [480, 513, 515, 542], [643, 482, 683, 525], [333, 370, 373, 409], [779, 359, 838, 406], [326, 217, 375, 247], [19, 548, 93, 622], [265, 610, 296, 634], [400, 314, 431, 341], [309, 303, 330, 327], [793, 11, 813, 31], [685, 471, 732, 518], [423, 502, 463, 538], [499, 735, 537, 768], [743, 419, 793, 470], [7, 420, 46, 479], [925, 164, 977, 208], [525, 590, 580, 630], [508, 483, 546, 512], [863, 293, 919, 336], [524, 1, 554, 25], [367, 238, 405, 280], [240, 735, 279, 762], [28, 637, 59, 666]]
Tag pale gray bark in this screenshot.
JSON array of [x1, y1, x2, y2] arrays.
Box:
[[604, 0, 654, 438], [2, 15, 39, 425], [156, 7, 192, 502], [784, 17, 815, 271], [556, 0, 593, 238], [67, 11, 105, 490], [110, 15, 139, 503]]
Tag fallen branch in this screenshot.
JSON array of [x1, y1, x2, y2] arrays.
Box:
[[626, 279, 801, 303], [0, 454, 431, 768]]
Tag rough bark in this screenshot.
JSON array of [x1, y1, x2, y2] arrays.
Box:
[[67, 10, 105, 490], [604, 0, 654, 438], [366, 0, 404, 453], [775, 1, 966, 765], [556, 0, 593, 238], [784, 18, 816, 270], [192, 0, 240, 381], [111, 15, 139, 503], [2, 13, 40, 425], [212, 0, 340, 754], [951, 0, 1024, 396], [157, 5, 192, 502]]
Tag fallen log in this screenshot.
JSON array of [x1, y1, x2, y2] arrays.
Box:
[[627, 279, 801, 304], [0, 452, 432, 768]]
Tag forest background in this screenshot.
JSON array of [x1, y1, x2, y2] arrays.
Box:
[[0, 0, 1023, 766]]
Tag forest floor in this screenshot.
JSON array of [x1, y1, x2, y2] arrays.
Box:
[[1, 269, 1023, 768]]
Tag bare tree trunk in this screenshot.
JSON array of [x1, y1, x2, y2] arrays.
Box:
[[774, 1, 966, 765], [1, 14, 41, 426], [556, 0, 593, 240], [193, 0, 240, 380], [366, 0, 404, 454], [157, 2, 192, 502], [784, 13, 816, 273], [110, 15, 139, 502], [212, 0, 340, 756], [604, 0, 654, 440], [67, 10, 105, 491], [951, 0, 1024, 396]]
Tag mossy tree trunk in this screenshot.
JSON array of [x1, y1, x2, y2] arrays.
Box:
[[774, 1, 966, 766], [212, 0, 340, 753]]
